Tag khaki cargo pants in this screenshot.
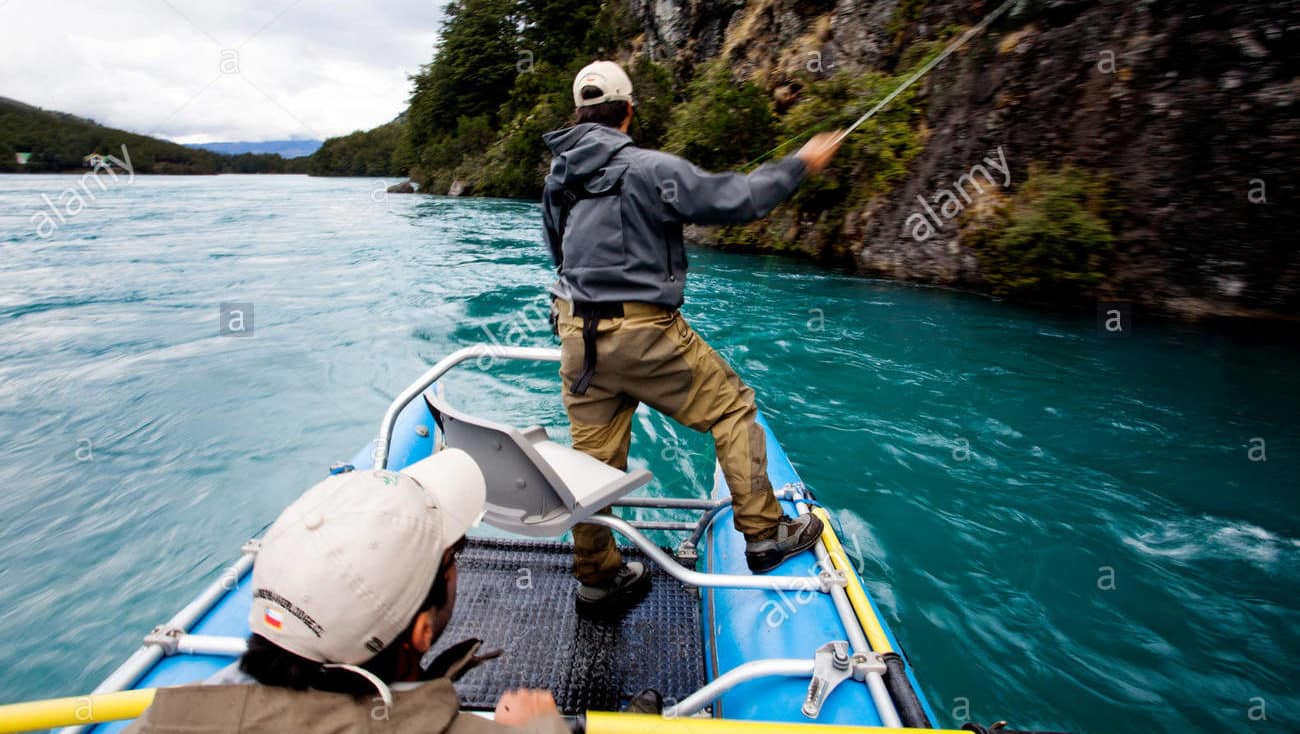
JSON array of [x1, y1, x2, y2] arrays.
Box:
[[557, 300, 783, 585]]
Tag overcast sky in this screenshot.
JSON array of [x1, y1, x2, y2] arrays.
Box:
[[0, 0, 447, 143]]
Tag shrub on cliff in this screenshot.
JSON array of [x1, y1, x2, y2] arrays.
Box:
[[707, 65, 926, 258], [414, 115, 494, 195], [625, 55, 675, 150], [966, 164, 1116, 300], [476, 84, 570, 198], [780, 69, 924, 205], [663, 60, 776, 172]]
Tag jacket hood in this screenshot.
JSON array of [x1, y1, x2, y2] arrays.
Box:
[[542, 123, 632, 185]]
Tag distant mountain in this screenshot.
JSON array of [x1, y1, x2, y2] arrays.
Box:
[[0, 97, 309, 174], [185, 139, 323, 159]]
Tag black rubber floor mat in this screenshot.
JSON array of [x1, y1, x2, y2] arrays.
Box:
[[426, 537, 705, 714]]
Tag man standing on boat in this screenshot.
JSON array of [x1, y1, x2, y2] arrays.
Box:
[[542, 60, 844, 614]]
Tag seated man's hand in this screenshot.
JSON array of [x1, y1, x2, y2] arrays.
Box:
[[495, 688, 560, 727]]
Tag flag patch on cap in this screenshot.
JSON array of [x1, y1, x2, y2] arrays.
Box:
[[263, 607, 284, 630]]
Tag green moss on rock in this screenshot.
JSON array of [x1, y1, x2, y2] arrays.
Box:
[[964, 164, 1116, 300]]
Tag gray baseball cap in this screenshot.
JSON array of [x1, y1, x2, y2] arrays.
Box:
[[248, 449, 486, 664]]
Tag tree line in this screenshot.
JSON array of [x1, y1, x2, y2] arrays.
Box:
[[0, 98, 309, 174]]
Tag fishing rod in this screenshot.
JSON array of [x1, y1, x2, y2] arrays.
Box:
[[743, 0, 1017, 169], [829, 0, 1017, 147]]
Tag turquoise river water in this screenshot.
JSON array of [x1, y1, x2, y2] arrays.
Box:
[[0, 174, 1296, 733]]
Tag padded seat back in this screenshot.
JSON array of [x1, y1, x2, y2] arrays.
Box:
[[424, 392, 651, 537]]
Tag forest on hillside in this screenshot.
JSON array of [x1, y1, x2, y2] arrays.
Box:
[[0, 98, 308, 175], [309, 0, 654, 193]]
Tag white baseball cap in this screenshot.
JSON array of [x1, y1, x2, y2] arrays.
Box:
[[572, 60, 634, 108], [248, 449, 486, 665]]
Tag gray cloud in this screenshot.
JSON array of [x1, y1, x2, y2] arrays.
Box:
[[0, 0, 446, 142]]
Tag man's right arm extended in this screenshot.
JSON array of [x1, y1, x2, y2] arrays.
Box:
[[650, 131, 844, 226]]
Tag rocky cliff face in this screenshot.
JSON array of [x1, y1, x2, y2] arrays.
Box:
[[626, 0, 1298, 320]]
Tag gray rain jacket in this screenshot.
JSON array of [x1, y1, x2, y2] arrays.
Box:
[[541, 123, 807, 310]]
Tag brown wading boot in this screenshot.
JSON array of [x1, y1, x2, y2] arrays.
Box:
[[745, 514, 824, 573], [576, 561, 651, 617]]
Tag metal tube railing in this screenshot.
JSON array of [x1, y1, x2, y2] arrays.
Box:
[[627, 520, 698, 531], [685, 502, 734, 548], [374, 345, 561, 469], [614, 496, 725, 509], [588, 516, 829, 592], [665, 658, 814, 717], [172, 634, 248, 657], [612, 489, 801, 511], [613, 490, 804, 549]]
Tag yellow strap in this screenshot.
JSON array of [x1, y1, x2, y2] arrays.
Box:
[[813, 507, 894, 654], [0, 689, 155, 733], [586, 711, 963, 733], [0, 691, 964, 733]]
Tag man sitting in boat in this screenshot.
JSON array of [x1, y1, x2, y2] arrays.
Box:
[[541, 60, 845, 614], [125, 449, 569, 733]]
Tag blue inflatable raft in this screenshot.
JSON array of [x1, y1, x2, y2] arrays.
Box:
[[4, 345, 939, 734]]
